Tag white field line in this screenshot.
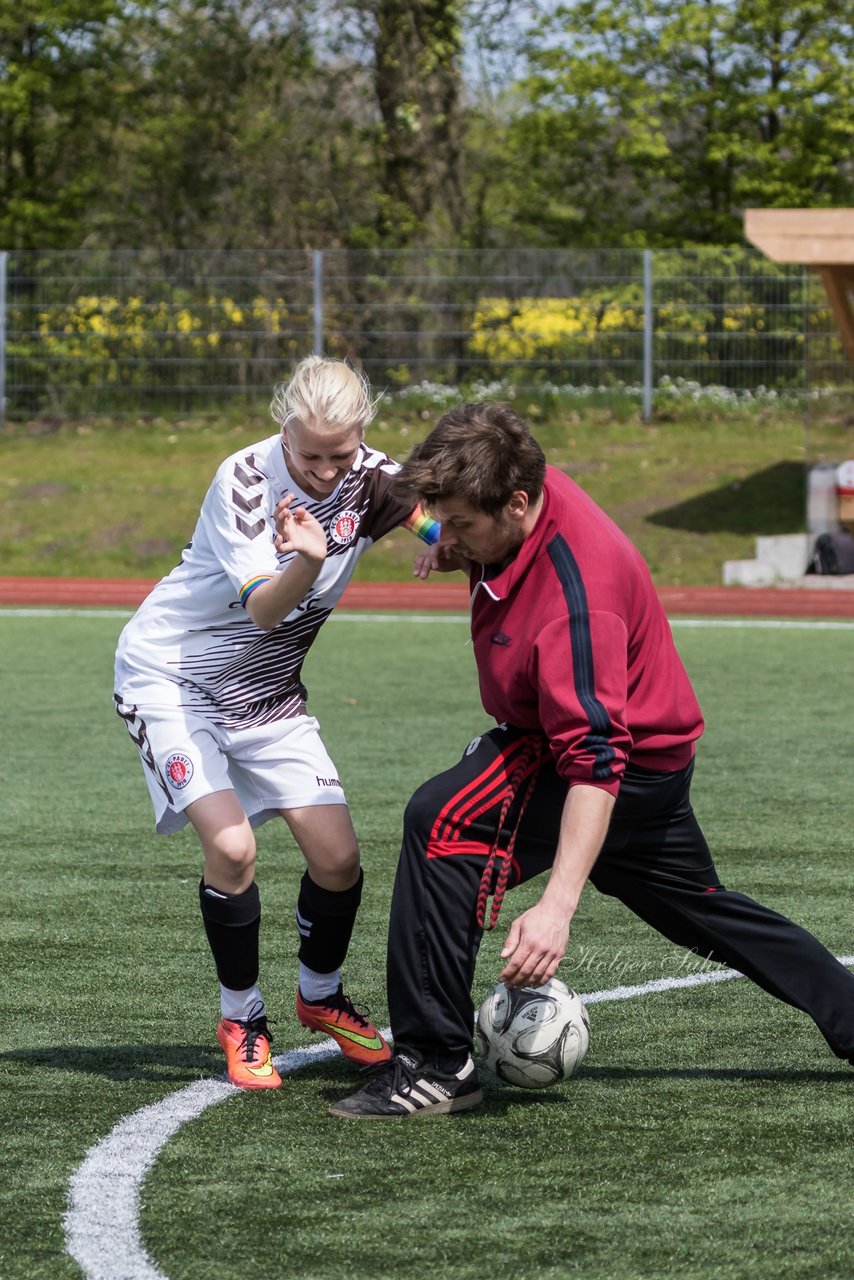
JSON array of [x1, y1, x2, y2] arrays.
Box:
[[583, 965, 744, 1002], [3, 605, 854, 629], [65, 1041, 340, 1280], [64, 958, 854, 1280], [0, 607, 470, 623], [0, 607, 138, 619], [669, 618, 854, 630]]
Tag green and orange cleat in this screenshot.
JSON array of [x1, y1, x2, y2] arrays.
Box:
[[296, 984, 392, 1065], [217, 1013, 282, 1089]]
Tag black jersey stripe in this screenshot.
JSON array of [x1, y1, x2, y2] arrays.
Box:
[[169, 606, 333, 728], [546, 533, 616, 780]]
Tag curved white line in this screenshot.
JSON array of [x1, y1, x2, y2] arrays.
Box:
[[65, 959, 854, 1280], [66, 1078, 233, 1280], [65, 1042, 339, 1280]]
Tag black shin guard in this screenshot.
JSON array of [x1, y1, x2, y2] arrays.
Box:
[[296, 868, 363, 973], [198, 878, 261, 992]]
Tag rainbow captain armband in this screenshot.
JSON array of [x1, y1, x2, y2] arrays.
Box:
[[239, 574, 274, 606], [403, 507, 440, 545]]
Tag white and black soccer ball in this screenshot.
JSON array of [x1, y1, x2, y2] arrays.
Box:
[[476, 977, 590, 1089]]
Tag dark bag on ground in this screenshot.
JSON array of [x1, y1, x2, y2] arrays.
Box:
[[807, 530, 854, 575]]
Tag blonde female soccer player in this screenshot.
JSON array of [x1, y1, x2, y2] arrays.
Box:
[[114, 356, 438, 1088]]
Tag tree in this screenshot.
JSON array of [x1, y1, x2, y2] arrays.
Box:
[[508, 0, 854, 246], [83, 0, 384, 251], [0, 0, 126, 248], [340, 0, 465, 245]]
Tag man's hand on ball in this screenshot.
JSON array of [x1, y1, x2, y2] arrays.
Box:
[[499, 900, 571, 989]]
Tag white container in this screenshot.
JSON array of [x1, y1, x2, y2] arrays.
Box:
[[807, 463, 842, 534]]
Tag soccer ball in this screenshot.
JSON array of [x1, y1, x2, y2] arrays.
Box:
[[475, 977, 590, 1089]]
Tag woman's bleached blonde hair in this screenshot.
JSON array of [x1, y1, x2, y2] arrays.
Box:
[[270, 356, 381, 434]]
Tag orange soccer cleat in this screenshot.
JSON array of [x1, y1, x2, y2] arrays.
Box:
[[216, 1013, 282, 1089], [296, 984, 392, 1066]]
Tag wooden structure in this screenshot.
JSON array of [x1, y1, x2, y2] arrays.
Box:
[[744, 208, 854, 365]]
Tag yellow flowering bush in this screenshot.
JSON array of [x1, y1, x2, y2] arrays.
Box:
[[469, 296, 645, 362], [26, 293, 299, 388], [469, 290, 811, 372], [8, 256, 825, 411]]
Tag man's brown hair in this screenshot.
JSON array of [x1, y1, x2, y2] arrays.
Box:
[[395, 402, 546, 515]]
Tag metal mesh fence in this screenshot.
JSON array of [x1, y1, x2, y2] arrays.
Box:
[[0, 247, 848, 418]]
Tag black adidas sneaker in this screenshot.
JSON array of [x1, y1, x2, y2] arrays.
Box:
[[328, 1049, 483, 1118]]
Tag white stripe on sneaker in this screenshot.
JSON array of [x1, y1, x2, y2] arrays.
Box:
[[413, 1080, 451, 1101], [407, 1086, 439, 1106]]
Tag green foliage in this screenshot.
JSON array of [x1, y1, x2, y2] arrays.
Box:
[[510, 0, 854, 246], [5, 245, 826, 416], [2, 2, 853, 256], [0, 0, 127, 248]]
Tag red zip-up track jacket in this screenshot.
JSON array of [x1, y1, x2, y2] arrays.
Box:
[[469, 466, 704, 797]]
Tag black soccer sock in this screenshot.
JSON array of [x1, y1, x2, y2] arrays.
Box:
[[296, 868, 363, 975], [198, 878, 261, 992]]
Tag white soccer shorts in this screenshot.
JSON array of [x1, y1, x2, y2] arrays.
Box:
[[115, 696, 347, 834]]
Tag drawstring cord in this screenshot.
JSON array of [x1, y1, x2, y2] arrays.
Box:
[[475, 737, 544, 930]]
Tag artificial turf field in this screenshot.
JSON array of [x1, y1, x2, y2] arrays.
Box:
[[1, 608, 852, 1280]]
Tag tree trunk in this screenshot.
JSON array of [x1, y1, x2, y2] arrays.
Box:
[[373, 0, 464, 244]]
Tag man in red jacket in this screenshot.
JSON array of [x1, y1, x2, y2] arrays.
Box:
[[330, 402, 854, 1118]]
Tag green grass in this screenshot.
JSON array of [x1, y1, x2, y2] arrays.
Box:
[[2, 393, 852, 585], [0, 609, 852, 1280]]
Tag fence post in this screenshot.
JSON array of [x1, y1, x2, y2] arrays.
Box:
[[312, 250, 324, 356], [642, 249, 653, 420], [0, 251, 7, 426]]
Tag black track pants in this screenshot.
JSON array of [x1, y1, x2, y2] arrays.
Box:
[[386, 726, 854, 1060]]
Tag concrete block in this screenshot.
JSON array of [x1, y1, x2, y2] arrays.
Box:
[[754, 534, 811, 579], [722, 559, 776, 587]]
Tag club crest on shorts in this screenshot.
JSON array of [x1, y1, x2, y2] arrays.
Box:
[[330, 510, 360, 545], [165, 752, 194, 789]]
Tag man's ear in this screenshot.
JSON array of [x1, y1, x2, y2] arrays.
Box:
[[507, 490, 529, 520]]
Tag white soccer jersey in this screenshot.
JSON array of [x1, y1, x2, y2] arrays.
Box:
[[115, 433, 432, 730]]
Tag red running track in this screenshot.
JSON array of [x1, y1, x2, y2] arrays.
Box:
[[1, 576, 854, 617]]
